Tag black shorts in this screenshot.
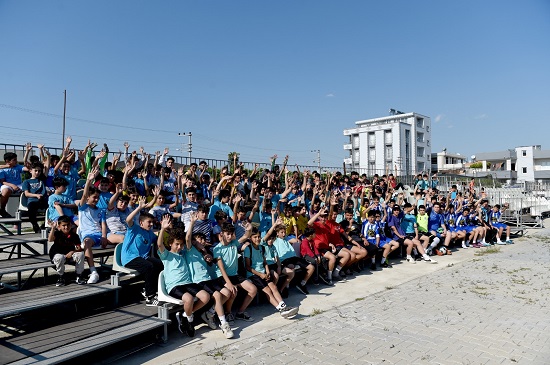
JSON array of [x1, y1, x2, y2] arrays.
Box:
[[268, 263, 278, 272], [247, 274, 269, 290], [405, 234, 416, 240], [364, 243, 378, 256], [334, 246, 344, 254], [281, 256, 310, 270], [202, 278, 225, 295], [395, 237, 405, 245], [318, 248, 330, 255], [302, 255, 318, 266], [228, 274, 248, 285], [344, 243, 354, 250], [169, 282, 204, 298]]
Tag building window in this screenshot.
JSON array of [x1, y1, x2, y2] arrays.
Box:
[[417, 162, 425, 172], [354, 150, 360, 161], [369, 148, 376, 161], [522, 150, 527, 156], [353, 135, 359, 147], [384, 130, 392, 144], [368, 132, 375, 146], [426, 126, 430, 132], [522, 167, 527, 173], [427, 140, 430, 147], [416, 118, 424, 128], [417, 132, 424, 143], [385, 145, 393, 161], [417, 146, 425, 158]]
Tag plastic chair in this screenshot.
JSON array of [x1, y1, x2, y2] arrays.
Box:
[[112, 243, 139, 276], [157, 270, 183, 305]]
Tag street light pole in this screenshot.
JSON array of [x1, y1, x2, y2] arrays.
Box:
[[62, 90, 67, 149], [178, 132, 192, 163], [311, 149, 320, 171]]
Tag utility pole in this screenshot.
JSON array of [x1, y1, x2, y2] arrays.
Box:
[[62, 90, 67, 149], [178, 132, 192, 162], [311, 149, 320, 171]]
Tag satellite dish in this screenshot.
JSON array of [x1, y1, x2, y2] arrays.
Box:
[[471, 155, 476, 161]]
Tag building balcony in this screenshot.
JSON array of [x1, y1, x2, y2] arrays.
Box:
[[343, 143, 353, 150], [343, 157, 352, 164]]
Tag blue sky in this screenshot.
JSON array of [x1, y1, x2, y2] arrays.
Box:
[[1, 0, 549, 168]]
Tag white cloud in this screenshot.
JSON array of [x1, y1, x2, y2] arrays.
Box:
[[474, 113, 488, 120], [447, 124, 454, 129], [325, 93, 335, 98], [435, 114, 443, 123]]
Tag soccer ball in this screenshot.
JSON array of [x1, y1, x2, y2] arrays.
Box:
[[439, 246, 447, 255]]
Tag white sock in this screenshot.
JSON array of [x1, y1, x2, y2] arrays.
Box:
[[507, 236, 510, 241], [429, 237, 440, 249], [184, 313, 194, 323], [371, 257, 376, 263], [276, 301, 286, 310], [407, 255, 413, 260], [327, 271, 333, 280], [423, 254, 430, 260], [219, 315, 227, 326], [89, 267, 97, 273], [381, 257, 386, 264]]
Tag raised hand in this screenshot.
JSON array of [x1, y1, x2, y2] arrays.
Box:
[[161, 214, 172, 230], [163, 147, 169, 155], [124, 142, 130, 149]]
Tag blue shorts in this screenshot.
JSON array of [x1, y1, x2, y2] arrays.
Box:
[[492, 223, 507, 229], [378, 237, 391, 248], [81, 232, 103, 247]]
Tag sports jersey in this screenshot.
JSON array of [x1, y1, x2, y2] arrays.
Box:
[[78, 204, 104, 237], [244, 244, 266, 277], [159, 249, 191, 293], [212, 239, 240, 277], [362, 221, 379, 243], [120, 224, 157, 266]]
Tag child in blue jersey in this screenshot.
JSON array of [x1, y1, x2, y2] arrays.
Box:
[[268, 220, 315, 296], [121, 196, 162, 306], [261, 219, 293, 296], [244, 227, 299, 319], [78, 167, 108, 284], [401, 203, 436, 264], [374, 210, 399, 268], [444, 204, 461, 247], [455, 207, 476, 247], [428, 202, 452, 255], [207, 221, 257, 324], [192, 204, 220, 245], [157, 216, 209, 337], [490, 204, 513, 244], [96, 177, 113, 211], [48, 177, 78, 225], [362, 210, 381, 270], [0, 151, 30, 217], [186, 214, 235, 339], [22, 162, 48, 232]]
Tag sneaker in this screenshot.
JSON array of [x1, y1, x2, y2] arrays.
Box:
[[75, 276, 86, 285], [497, 241, 507, 245], [506, 239, 514, 244], [0, 209, 13, 218], [370, 263, 377, 271], [424, 257, 438, 264], [434, 249, 443, 256], [56, 276, 65, 287], [318, 275, 330, 285], [445, 248, 452, 255], [381, 261, 393, 268], [279, 306, 299, 319], [141, 288, 148, 299], [87, 271, 100, 284], [175, 312, 187, 334], [201, 311, 217, 330], [226, 313, 235, 324], [344, 269, 353, 276], [221, 322, 234, 339], [327, 279, 334, 286], [296, 283, 309, 295], [145, 295, 159, 307], [481, 242, 491, 247], [406, 257, 416, 264], [425, 247, 433, 256], [235, 311, 254, 322], [461, 242, 469, 249]]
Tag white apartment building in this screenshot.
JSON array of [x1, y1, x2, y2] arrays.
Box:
[[431, 150, 467, 173], [343, 112, 431, 176], [475, 145, 550, 183]]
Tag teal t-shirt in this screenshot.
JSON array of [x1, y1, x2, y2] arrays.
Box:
[[260, 240, 278, 265], [244, 244, 266, 278], [272, 237, 296, 262], [401, 213, 417, 234], [158, 249, 191, 293], [212, 239, 240, 278], [121, 224, 157, 266], [186, 246, 212, 284]]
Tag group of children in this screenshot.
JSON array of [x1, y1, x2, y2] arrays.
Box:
[[0, 143, 515, 340]]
